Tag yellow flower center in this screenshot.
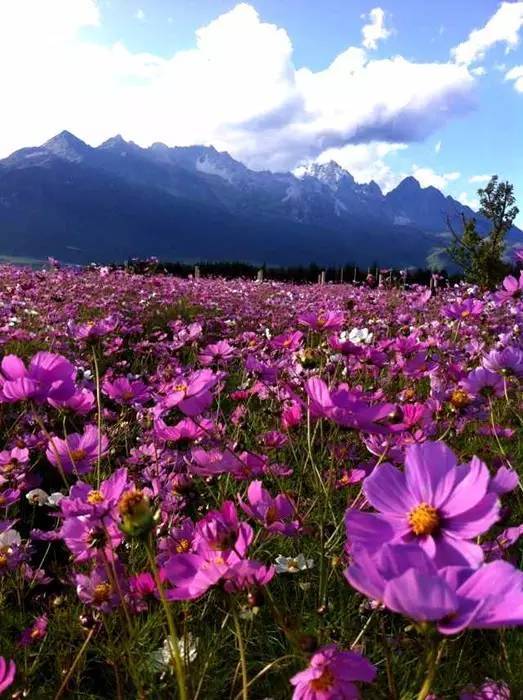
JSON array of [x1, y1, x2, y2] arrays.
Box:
[[176, 538, 191, 553], [118, 489, 147, 517], [92, 582, 112, 604], [310, 668, 335, 691], [87, 490, 105, 505], [461, 310, 470, 318], [70, 448, 87, 462], [408, 503, 440, 536], [450, 389, 470, 409], [0, 553, 7, 567], [174, 383, 188, 393]]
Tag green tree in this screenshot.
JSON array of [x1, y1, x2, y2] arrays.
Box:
[[446, 176, 519, 288]]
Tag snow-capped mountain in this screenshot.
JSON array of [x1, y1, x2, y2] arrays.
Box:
[[0, 132, 519, 267]]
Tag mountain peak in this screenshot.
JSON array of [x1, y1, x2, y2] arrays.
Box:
[[43, 131, 90, 162], [299, 161, 354, 190], [396, 175, 421, 191]]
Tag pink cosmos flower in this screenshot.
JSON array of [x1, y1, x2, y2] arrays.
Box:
[[290, 644, 376, 699], [443, 298, 485, 320], [75, 566, 122, 612], [155, 369, 217, 417], [199, 340, 235, 366], [0, 352, 76, 404], [346, 543, 523, 634], [460, 368, 504, 399], [306, 377, 395, 434], [460, 679, 510, 699], [496, 272, 523, 303], [346, 441, 500, 566], [0, 657, 15, 694], [239, 480, 300, 536], [18, 615, 48, 646], [46, 425, 108, 475], [270, 331, 303, 351], [103, 377, 150, 405], [298, 310, 344, 331]]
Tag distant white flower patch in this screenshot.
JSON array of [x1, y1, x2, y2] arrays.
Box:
[[348, 327, 373, 345], [275, 554, 314, 574]]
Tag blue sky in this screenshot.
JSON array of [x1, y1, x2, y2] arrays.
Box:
[[2, 0, 523, 223]]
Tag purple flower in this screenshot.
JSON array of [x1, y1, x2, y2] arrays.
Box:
[[345, 544, 523, 633], [460, 368, 504, 399], [482, 347, 523, 377], [155, 369, 217, 417], [290, 644, 376, 699], [0, 657, 15, 694], [0, 352, 76, 404], [444, 299, 485, 320], [496, 272, 523, 303], [18, 615, 48, 646], [346, 441, 500, 566], [239, 480, 300, 536], [460, 679, 510, 699], [103, 376, 150, 405], [299, 310, 344, 331], [46, 424, 108, 475], [199, 340, 235, 366], [61, 515, 123, 562], [75, 566, 122, 612], [222, 560, 275, 593]]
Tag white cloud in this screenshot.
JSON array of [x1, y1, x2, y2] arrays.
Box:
[[361, 7, 391, 50], [135, 8, 145, 21], [471, 65, 486, 76], [451, 1, 523, 66], [469, 174, 491, 183], [506, 65, 523, 91], [435, 140, 442, 153], [0, 1, 476, 172], [458, 191, 479, 210], [412, 166, 460, 190]]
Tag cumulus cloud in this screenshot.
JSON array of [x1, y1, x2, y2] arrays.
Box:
[[0, 1, 476, 172], [412, 166, 460, 190], [458, 191, 479, 210], [361, 8, 391, 50], [451, 1, 523, 66], [506, 65, 523, 91], [469, 174, 491, 183]]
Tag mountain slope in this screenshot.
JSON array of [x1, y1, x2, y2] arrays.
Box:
[[0, 132, 519, 267]]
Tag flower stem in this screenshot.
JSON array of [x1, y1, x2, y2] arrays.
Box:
[[232, 606, 249, 700], [416, 636, 443, 700], [145, 534, 187, 700]]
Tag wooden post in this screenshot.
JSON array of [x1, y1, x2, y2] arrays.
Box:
[[194, 265, 200, 279], [320, 270, 326, 285], [340, 267, 344, 284], [353, 266, 357, 283], [256, 269, 264, 282]]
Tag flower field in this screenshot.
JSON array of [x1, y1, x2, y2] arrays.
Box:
[[0, 263, 522, 699]]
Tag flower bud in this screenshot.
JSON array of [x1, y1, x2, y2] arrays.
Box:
[[118, 489, 154, 537]]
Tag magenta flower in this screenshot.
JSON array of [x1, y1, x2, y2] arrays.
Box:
[[46, 424, 108, 475], [62, 515, 123, 562], [444, 298, 485, 320], [346, 544, 523, 633], [298, 310, 344, 331], [460, 368, 504, 399], [496, 272, 523, 303], [460, 679, 510, 699], [239, 480, 300, 536], [199, 340, 235, 366], [75, 566, 122, 612], [482, 347, 523, 377], [290, 644, 376, 699], [346, 441, 500, 566], [0, 351, 76, 404], [306, 377, 395, 433], [222, 559, 275, 593], [18, 615, 48, 646], [60, 467, 129, 518], [103, 376, 150, 405], [0, 657, 15, 694], [270, 331, 303, 351], [156, 369, 217, 417]]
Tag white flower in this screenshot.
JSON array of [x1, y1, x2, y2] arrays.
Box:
[[0, 529, 21, 548], [47, 492, 65, 507], [152, 634, 198, 672], [26, 489, 50, 506], [275, 554, 314, 574], [348, 327, 373, 345]]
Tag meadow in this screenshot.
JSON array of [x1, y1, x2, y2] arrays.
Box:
[[0, 262, 521, 699]]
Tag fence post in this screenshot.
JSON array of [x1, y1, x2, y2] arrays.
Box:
[[194, 265, 200, 279], [320, 270, 326, 285], [353, 266, 357, 283], [256, 269, 264, 282]]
